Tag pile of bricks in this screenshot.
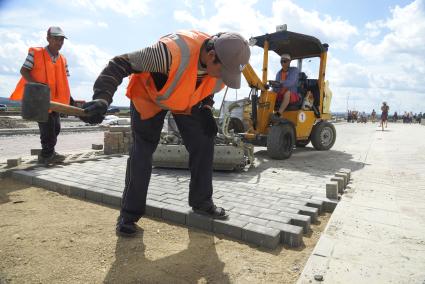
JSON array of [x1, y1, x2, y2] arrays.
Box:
[[103, 126, 133, 155], [326, 169, 351, 199]]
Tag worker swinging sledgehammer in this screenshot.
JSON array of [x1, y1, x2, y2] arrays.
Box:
[[80, 31, 251, 237]]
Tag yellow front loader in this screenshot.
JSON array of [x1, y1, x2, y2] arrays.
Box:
[[238, 28, 336, 159]]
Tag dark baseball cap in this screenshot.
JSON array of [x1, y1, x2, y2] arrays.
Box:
[[213, 32, 250, 89], [47, 26, 67, 39]]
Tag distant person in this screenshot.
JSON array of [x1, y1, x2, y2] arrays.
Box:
[[371, 109, 376, 123], [393, 111, 398, 122], [272, 54, 301, 116], [380, 102, 389, 131], [10, 27, 72, 164]]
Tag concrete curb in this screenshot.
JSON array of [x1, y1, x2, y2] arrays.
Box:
[[0, 126, 102, 136]]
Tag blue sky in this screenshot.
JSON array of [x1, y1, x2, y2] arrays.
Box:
[[1, 0, 424, 114]]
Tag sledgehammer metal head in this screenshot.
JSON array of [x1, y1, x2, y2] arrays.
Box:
[[22, 82, 51, 122], [21, 82, 87, 122]]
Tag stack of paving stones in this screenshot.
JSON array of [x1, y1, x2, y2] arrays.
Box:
[[325, 169, 351, 200], [8, 156, 344, 250], [104, 126, 133, 155]]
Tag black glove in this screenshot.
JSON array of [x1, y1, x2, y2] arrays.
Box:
[[199, 107, 218, 138], [80, 99, 108, 124]]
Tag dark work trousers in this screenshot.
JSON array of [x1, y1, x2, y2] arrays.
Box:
[[120, 103, 215, 222], [38, 112, 61, 157]]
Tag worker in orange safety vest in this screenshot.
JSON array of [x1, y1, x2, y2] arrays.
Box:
[[80, 31, 251, 236], [10, 26, 72, 165]]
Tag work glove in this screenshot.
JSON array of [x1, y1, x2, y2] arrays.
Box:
[[80, 99, 108, 124], [199, 107, 218, 138]]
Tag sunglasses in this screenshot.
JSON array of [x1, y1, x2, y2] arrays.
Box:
[[280, 59, 290, 63]]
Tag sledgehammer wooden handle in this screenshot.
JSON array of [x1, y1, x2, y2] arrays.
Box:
[[50, 101, 88, 117]]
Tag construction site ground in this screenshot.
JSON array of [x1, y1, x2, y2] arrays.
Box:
[[1, 122, 424, 283]]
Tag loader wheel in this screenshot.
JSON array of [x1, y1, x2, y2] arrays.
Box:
[[296, 139, 310, 147], [267, 124, 295, 159], [311, 121, 336, 150]]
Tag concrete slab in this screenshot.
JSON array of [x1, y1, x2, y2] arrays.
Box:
[[299, 123, 425, 284]]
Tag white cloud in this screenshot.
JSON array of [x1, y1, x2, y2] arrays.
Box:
[[174, 0, 358, 49], [63, 0, 152, 17], [355, 0, 425, 59], [97, 22, 109, 28], [271, 0, 358, 49]]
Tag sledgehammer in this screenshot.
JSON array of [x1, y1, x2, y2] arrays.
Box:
[[21, 82, 88, 122]]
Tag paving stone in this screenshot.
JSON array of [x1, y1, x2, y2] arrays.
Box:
[[92, 144, 103, 150], [187, 212, 213, 231], [162, 198, 187, 207], [267, 221, 303, 247], [326, 182, 339, 199], [289, 204, 319, 222], [242, 223, 280, 249], [258, 213, 291, 224], [7, 158, 22, 167], [102, 190, 122, 207], [278, 212, 311, 233], [30, 149, 42, 156], [70, 186, 86, 199], [162, 204, 188, 225], [237, 214, 270, 226], [145, 200, 165, 218], [213, 217, 248, 240], [305, 199, 324, 213], [331, 177, 345, 193], [312, 196, 338, 213], [339, 168, 351, 180], [335, 172, 349, 186], [85, 188, 105, 203]]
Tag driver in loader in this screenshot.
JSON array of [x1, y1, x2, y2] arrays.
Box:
[[79, 31, 250, 237], [273, 54, 301, 115]]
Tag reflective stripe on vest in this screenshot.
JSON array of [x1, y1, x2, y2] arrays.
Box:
[[156, 34, 190, 105]]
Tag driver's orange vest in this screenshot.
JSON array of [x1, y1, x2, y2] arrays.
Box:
[[126, 30, 224, 120], [10, 47, 71, 105]]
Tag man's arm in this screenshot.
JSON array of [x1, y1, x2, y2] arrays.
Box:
[[93, 42, 171, 105], [20, 67, 35, 83]]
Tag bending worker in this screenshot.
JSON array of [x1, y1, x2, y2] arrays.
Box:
[[80, 31, 251, 237], [10, 26, 72, 165], [273, 53, 301, 115]]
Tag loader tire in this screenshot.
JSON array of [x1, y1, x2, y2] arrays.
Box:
[[311, 121, 336, 150], [267, 124, 295, 159]]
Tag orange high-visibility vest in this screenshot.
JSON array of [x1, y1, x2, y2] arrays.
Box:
[[126, 30, 224, 120], [10, 47, 71, 105]]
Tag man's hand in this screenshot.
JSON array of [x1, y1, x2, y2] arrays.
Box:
[[80, 99, 108, 124], [199, 107, 218, 138]]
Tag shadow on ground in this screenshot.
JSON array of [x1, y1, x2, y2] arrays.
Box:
[[104, 229, 231, 283]]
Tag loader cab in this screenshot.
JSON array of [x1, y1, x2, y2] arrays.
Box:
[[241, 28, 336, 159]]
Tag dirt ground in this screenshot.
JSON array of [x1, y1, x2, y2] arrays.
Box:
[[0, 178, 329, 284]]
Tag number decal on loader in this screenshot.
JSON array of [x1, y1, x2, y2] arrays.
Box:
[[298, 112, 306, 123]]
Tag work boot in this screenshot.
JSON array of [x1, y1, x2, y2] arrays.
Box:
[[50, 152, 66, 163], [192, 204, 229, 220], [37, 152, 66, 165], [116, 216, 138, 237]]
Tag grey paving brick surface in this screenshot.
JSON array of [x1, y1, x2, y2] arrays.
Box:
[[8, 140, 346, 249]]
